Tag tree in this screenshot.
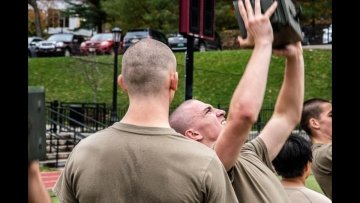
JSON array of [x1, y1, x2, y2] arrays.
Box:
[[101, 0, 178, 34], [28, 0, 43, 37], [63, 0, 107, 33]]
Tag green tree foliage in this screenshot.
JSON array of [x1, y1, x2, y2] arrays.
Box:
[[28, 0, 43, 37], [101, 0, 178, 34], [297, 0, 332, 25], [63, 0, 107, 33], [215, 0, 238, 31]]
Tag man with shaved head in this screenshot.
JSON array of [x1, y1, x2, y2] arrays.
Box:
[[170, 0, 304, 202], [54, 38, 238, 202]]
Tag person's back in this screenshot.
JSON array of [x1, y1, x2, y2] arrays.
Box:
[[53, 38, 238, 203], [272, 134, 331, 203], [55, 123, 235, 202]]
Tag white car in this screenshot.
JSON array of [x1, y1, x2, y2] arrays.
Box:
[[322, 24, 332, 44]]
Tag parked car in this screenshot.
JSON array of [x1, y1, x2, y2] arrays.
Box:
[[36, 33, 85, 57], [322, 24, 332, 44], [167, 32, 222, 52], [123, 28, 168, 52], [28, 36, 44, 57], [168, 33, 187, 51], [80, 33, 123, 55]]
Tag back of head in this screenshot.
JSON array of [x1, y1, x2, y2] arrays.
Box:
[[272, 134, 312, 178], [169, 99, 198, 135], [121, 38, 176, 97], [300, 98, 330, 136]]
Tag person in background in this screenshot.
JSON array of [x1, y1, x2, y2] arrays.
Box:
[[53, 38, 238, 203], [272, 133, 332, 203], [170, 0, 304, 202], [300, 98, 332, 199], [28, 160, 51, 203]]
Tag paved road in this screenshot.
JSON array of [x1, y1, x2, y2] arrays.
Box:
[[303, 44, 332, 50]]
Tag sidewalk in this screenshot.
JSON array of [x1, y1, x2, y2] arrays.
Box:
[[41, 170, 61, 190]]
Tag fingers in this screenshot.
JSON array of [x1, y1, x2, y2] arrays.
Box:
[[264, 1, 278, 18], [237, 36, 251, 49], [244, 0, 254, 20], [238, 0, 248, 28], [255, 0, 261, 15]]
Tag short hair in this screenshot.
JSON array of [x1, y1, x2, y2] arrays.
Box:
[[169, 99, 198, 135], [300, 98, 330, 136], [121, 38, 176, 96], [272, 134, 312, 178]]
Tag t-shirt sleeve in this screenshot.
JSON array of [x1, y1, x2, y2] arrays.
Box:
[[52, 152, 78, 203], [242, 137, 274, 172], [202, 155, 238, 203]]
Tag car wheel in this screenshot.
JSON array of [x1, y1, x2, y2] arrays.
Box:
[[64, 49, 71, 57], [199, 43, 206, 52]]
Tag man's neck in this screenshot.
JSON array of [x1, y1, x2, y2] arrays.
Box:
[[311, 134, 332, 144], [281, 177, 306, 188], [120, 97, 171, 128]]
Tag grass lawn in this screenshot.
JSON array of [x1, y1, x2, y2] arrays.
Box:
[[29, 48, 332, 109]]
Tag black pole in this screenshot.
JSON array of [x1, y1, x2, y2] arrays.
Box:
[[110, 41, 119, 124], [185, 35, 194, 100]]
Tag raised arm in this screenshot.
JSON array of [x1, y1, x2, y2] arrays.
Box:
[[259, 42, 304, 161], [214, 0, 278, 170]]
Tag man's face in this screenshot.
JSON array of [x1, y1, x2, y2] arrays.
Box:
[[187, 100, 226, 144], [318, 102, 332, 138]]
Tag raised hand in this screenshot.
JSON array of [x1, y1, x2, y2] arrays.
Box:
[[237, 0, 278, 48]]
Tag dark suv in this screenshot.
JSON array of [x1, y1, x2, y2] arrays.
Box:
[[123, 28, 168, 52], [37, 33, 85, 57]]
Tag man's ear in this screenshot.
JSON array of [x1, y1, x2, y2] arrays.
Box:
[[118, 74, 127, 92], [309, 118, 320, 130], [184, 130, 203, 141], [170, 72, 178, 91]]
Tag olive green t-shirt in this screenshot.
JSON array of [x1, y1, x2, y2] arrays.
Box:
[[311, 143, 332, 200], [53, 122, 238, 203], [229, 137, 291, 203]]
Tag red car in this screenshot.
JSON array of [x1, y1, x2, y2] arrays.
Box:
[[80, 33, 123, 55]]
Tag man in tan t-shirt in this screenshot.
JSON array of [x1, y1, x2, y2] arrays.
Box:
[[53, 39, 238, 202], [170, 0, 304, 202], [273, 134, 331, 203], [300, 98, 332, 200]]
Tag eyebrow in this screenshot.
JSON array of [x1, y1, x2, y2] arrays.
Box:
[[202, 106, 212, 115]]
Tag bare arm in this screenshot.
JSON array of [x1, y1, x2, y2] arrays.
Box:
[[28, 161, 52, 203], [259, 42, 304, 161], [214, 0, 277, 170]]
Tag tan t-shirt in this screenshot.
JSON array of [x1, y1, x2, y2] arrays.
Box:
[[311, 143, 332, 200], [53, 122, 238, 203], [284, 186, 332, 203], [229, 137, 291, 203]]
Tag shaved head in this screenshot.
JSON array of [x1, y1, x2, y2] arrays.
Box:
[[121, 38, 176, 96]]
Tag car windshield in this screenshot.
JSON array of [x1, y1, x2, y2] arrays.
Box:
[[124, 31, 148, 39], [91, 33, 113, 41], [47, 34, 73, 42]]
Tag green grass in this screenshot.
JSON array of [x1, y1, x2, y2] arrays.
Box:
[[28, 49, 332, 109], [305, 174, 324, 194]]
